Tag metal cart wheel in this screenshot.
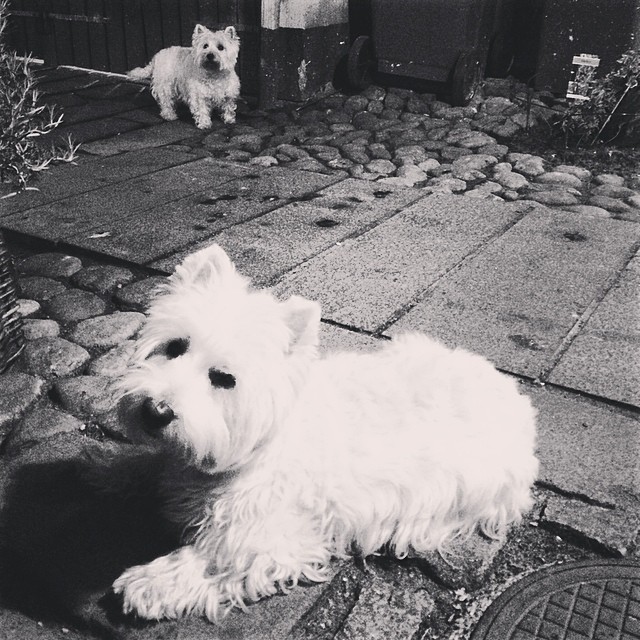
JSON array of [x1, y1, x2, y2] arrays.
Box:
[[451, 50, 484, 106], [347, 35, 374, 90]]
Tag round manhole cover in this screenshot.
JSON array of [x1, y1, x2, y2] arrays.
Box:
[[471, 559, 640, 640]]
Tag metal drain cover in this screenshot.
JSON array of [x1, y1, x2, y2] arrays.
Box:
[[471, 559, 640, 639]]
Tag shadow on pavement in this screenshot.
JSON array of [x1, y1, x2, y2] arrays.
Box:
[[0, 445, 180, 639]]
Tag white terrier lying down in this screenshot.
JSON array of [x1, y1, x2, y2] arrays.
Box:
[[113, 244, 538, 621], [128, 24, 240, 128]]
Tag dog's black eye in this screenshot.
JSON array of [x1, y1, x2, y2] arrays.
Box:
[[217, 44, 224, 51], [208, 368, 236, 390], [165, 338, 189, 359], [202, 43, 209, 49]]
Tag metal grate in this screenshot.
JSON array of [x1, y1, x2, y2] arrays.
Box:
[[472, 560, 640, 640]]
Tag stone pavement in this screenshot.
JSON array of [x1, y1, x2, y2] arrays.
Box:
[[0, 66, 639, 639]]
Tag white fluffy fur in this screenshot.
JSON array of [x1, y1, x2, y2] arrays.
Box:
[[128, 25, 240, 128], [113, 244, 538, 621]]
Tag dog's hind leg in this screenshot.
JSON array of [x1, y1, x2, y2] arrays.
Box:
[[152, 84, 179, 122]]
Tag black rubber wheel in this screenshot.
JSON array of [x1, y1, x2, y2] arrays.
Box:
[[347, 35, 374, 91], [451, 50, 484, 106]]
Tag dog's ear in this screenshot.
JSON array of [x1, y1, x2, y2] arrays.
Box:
[[192, 24, 207, 43], [172, 244, 246, 288], [224, 26, 239, 41], [281, 295, 321, 352]]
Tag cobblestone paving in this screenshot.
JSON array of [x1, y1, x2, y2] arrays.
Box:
[[0, 66, 638, 639]]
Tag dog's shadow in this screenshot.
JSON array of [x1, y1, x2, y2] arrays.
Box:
[[0, 444, 180, 639]]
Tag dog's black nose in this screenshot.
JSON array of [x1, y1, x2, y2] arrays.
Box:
[[141, 398, 175, 430], [206, 52, 214, 62]]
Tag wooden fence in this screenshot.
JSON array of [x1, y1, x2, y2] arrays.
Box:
[[6, 0, 261, 96]]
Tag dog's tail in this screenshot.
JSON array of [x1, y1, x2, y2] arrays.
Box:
[[127, 61, 153, 81]]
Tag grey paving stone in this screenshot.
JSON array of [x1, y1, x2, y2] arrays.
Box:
[[0, 372, 44, 435], [88, 340, 136, 377], [53, 375, 120, 417], [114, 278, 166, 311], [548, 255, 640, 407], [18, 276, 67, 301], [22, 318, 60, 340], [561, 204, 610, 218], [52, 116, 143, 146], [69, 312, 146, 349], [18, 338, 90, 379], [529, 383, 640, 506], [3, 404, 85, 455], [388, 209, 640, 379], [335, 569, 433, 640], [536, 171, 584, 189], [71, 264, 135, 295], [16, 299, 40, 317], [524, 190, 580, 206], [319, 323, 382, 355], [66, 184, 288, 264], [80, 120, 198, 156], [17, 253, 82, 278], [44, 289, 107, 324], [273, 194, 532, 333], [541, 494, 640, 556], [61, 100, 140, 125], [151, 179, 422, 283], [1, 158, 252, 243], [417, 532, 506, 590], [0, 147, 196, 216], [588, 195, 632, 214]]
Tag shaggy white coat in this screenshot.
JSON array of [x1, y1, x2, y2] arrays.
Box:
[[128, 25, 240, 128], [113, 244, 538, 621]]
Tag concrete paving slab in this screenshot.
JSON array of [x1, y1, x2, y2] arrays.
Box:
[[0, 147, 197, 216], [60, 101, 141, 125], [1, 158, 254, 243], [78, 167, 341, 265], [548, 254, 640, 408], [148, 169, 348, 273], [526, 382, 640, 506], [52, 116, 144, 145], [319, 322, 383, 354], [80, 121, 200, 156], [388, 209, 640, 379], [158, 178, 424, 285], [272, 193, 534, 332]]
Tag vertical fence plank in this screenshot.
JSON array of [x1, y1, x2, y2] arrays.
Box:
[[50, 0, 74, 65], [104, 0, 127, 72], [179, 0, 199, 45], [66, 0, 91, 68], [85, 0, 109, 70], [6, 0, 29, 55], [123, 0, 147, 69], [159, 0, 181, 47], [141, 0, 163, 59]]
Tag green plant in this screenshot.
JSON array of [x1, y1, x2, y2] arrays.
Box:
[[558, 48, 640, 148], [0, 0, 79, 193]]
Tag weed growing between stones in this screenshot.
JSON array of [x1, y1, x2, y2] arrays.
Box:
[[0, 0, 79, 194]]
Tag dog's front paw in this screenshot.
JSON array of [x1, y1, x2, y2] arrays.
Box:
[[113, 564, 174, 620]]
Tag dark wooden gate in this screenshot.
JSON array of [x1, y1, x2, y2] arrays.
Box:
[[6, 0, 261, 96]]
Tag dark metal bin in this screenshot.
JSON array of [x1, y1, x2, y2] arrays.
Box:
[[347, 0, 499, 105]]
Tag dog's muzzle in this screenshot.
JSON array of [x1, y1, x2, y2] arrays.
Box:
[[141, 398, 175, 431], [204, 53, 220, 69]]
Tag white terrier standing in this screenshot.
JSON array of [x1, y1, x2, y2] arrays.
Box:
[[128, 25, 241, 128], [113, 244, 538, 622]]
